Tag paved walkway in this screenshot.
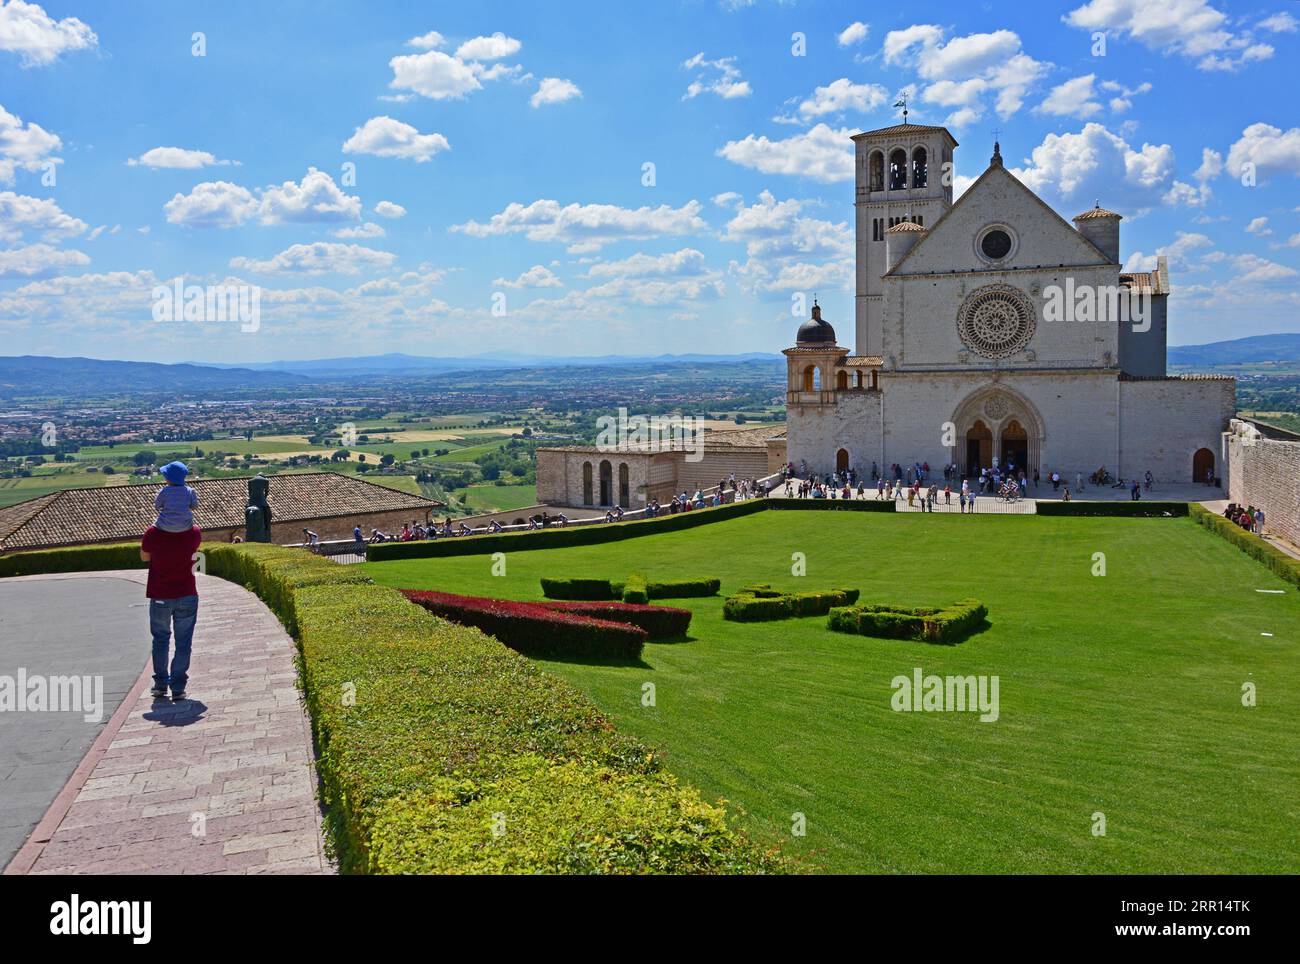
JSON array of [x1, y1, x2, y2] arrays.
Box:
[[3, 571, 331, 875]]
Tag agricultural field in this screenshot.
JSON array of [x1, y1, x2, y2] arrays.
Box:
[[363, 509, 1299, 874], [450, 483, 539, 513]]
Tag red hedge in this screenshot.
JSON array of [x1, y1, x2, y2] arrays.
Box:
[[400, 589, 645, 661], [536, 600, 692, 640]]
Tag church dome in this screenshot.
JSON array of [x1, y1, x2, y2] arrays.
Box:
[[796, 302, 836, 345]]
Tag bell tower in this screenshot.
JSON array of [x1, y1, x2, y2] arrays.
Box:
[[852, 122, 958, 356]]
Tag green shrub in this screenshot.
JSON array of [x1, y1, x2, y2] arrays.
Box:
[[723, 584, 860, 622], [767, 498, 896, 513], [621, 571, 648, 605], [191, 543, 782, 874], [828, 598, 988, 644], [539, 577, 615, 600], [647, 576, 721, 599], [1035, 500, 1188, 517], [0, 542, 145, 577], [1189, 503, 1300, 589]]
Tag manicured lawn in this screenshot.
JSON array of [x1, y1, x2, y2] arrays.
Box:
[[452, 483, 538, 513], [360, 510, 1300, 874]]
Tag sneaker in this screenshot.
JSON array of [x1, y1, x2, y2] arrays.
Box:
[[171, 690, 187, 702]]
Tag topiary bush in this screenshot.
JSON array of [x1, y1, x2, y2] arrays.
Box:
[[723, 584, 861, 622], [1035, 500, 1188, 517], [539, 576, 616, 600], [542, 573, 720, 601], [828, 598, 988, 644], [621, 571, 649, 604], [0, 542, 145, 577], [401, 589, 646, 661]]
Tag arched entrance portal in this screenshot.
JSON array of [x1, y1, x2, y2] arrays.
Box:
[[1192, 447, 1215, 484], [1000, 420, 1028, 473], [599, 460, 612, 506], [965, 420, 993, 473], [836, 448, 850, 474]]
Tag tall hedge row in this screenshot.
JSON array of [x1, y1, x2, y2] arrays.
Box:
[[1035, 500, 1189, 517]]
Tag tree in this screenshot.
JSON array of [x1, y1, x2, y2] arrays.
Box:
[[358, 454, 366, 462], [522, 426, 532, 438], [410, 451, 420, 461], [332, 449, 351, 462], [380, 454, 395, 467], [133, 450, 157, 467]]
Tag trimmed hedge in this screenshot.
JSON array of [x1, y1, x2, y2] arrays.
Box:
[[621, 571, 649, 604], [828, 598, 988, 644], [368, 498, 768, 561], [1035, 500, 1189, 517], [0, 542, 146, 577], [542, 574, 721, 601], [539, 576, 616, 600], [1190, 503, 1300, 589], [184, 545, 786, 874], [538, 600, 693, 640], [723, 584, 861, 622], [401, 589, 646, 661], [766, 498, 897, 513]]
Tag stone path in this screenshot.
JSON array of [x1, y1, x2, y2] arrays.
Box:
[[3, 571, 332, 875]]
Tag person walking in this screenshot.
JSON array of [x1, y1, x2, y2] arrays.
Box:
[[140, 521, 202, 702]]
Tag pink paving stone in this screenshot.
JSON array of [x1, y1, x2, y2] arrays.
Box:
[[18, 571, 332, 876]]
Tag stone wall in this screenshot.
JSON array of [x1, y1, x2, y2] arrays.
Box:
[[1226, 419, 1300, 547], [1118, 377, 1235, 483], [536, 444, 779, 508]]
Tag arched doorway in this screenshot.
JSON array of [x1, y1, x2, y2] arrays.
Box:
[[836, 448, 850, 473], [966, 420, 993, 474], [1192, 448, 1215, 484], [1000, 420, 1028, 473], [618, 463, 630, 507], [599, 460, 612, 506], [835, 370, 848, 390], [582, 461, 593, 505]]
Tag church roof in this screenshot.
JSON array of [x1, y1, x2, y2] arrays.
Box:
[[1074, 204, 1123, 221], [0, 472, 441, 551], [886, 220, 927, 233], [852, 123, 958, 145]]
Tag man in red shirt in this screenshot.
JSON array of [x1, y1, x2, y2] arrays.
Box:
[[140, 524, 202, 701]]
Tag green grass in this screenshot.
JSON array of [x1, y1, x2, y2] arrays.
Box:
[[361, 509, 1300, 874], [452, 483, 538, 513]]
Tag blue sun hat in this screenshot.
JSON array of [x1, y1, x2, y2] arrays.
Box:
[[160, 460, 190, 484]]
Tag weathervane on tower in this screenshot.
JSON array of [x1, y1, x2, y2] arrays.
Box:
[[892, 93, 909, 124]]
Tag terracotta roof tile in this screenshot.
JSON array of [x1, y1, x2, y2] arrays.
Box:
[[0, 472, 440, 551]]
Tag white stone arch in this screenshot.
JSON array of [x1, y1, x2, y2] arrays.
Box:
[[951, 385, 1046, 473]]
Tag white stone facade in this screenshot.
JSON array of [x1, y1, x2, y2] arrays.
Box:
[[787, 124, 1235, 484]]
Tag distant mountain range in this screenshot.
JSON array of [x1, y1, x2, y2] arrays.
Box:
[[1, 333, 1295, 395], [0, 355, 307, 395], [190, 351, 779, 377], [1167, 333, 1300, 368]]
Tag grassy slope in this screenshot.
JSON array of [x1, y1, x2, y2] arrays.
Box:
[[452, 483, 538, 513], [362, 510, 1299, 874]]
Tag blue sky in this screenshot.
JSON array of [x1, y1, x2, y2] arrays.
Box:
[[1, 0, 1298, 363]]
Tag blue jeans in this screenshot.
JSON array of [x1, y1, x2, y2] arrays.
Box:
[[150, 595, 198, 693]]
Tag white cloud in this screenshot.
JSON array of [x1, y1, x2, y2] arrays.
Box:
[[793, 79, 889, 120], [455, 32, 521, 61], [1245, 216, 1271, 236], [493, 264, 562, 288], [682, 52, 751, 99], [230, 242, 396, 276], [0, 0, 96, 67], [0, 190, 86, 243], [1195, 148, 1223, 182], [1226, 122, 1300, 180], [163, 180, 259, 228], [389, 49, 482, 100], [586, 249, 708, 279], [333, 222, 386, 239], [1259, 12, 1297, 33], [342, 116, 449, 161], [1011, 122, 1175, 212], [407, 31, 445, 49], [257, 167, 363, 225], [1064, 0, 1274, 71], [1228, 253, 1296, 282], [0, 103, 61, 183], [837, 22, 869, 47], [164, 168, 361, 228], [127, 147, 238, 169], [717, 124, 854, 184], [0, 242, 88, 278], [452, 199, 707, 252], [1035, 75, 1103, 119], [374, 200, 406, 219], [531, 77, 581, 108], [721, 191, 850, 260], [884, 25, 1050, 123]]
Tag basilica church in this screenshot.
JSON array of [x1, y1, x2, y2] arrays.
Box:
[[783, 122, 1234, 484]]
